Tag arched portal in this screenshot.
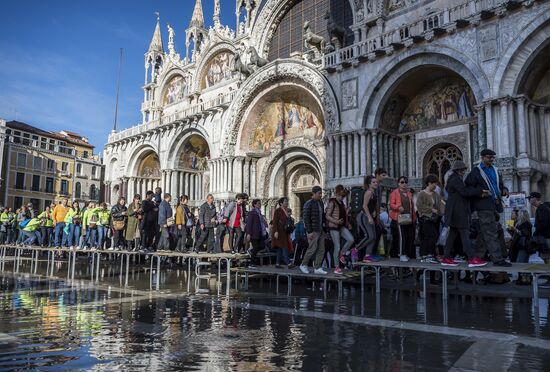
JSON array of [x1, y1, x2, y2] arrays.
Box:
[[131, 150, 161, 198], [175, 134, 211, 206], [375, 65, 477, 179]]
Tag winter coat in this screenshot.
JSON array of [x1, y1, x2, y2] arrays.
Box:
[[199, 202, 217, 228], [125, 202, 141, 240], [445, 172, 483, 229], [389, 189, 416, 223], [303, 199, 325, 234], [325, 198, 347, 230], [111, 204, 128, 222], [141, 199, 157, 225], [158, 200, 173, 226], [223, 201, 245, 229], [465, 165, 505, 212], [271, 207, 290, 249], [245, 208, 264, 241]]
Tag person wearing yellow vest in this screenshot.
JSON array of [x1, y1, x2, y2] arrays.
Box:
[[0, 207, 9, 244], [96, 202, 111, 250], [64, 201, 83, 249], [21, 217, 42, 246], [52, 199, 69, 248], [37, 206, 54, 247], [82, 201, 99, 250]]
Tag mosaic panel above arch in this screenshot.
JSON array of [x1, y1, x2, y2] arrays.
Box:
[[178, 135, 210, 171], [138, 153, 161, 178], [380, 77, 475, 134], [201, 51, 235, 89], [241, 87, 325, 152], [163, 75, 189, 105]]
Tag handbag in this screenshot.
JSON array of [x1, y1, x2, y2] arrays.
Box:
[[166, 217, 175, 227], [397, 213, 412, 225], [113, 220, 126, 231]]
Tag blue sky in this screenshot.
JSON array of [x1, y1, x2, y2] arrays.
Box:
[[0, 0, 235, 152]]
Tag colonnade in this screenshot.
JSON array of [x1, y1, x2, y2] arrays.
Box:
[[209, 157, 258, 198], [327, 130, 417, 181]]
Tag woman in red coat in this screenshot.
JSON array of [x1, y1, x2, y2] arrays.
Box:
[[272, 197, 292, 268], [389, 176, 416, 261]]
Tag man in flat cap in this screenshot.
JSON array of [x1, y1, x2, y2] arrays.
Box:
[[465, 149, 510, 266]]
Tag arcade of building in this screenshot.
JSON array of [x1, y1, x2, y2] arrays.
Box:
[[103, 0, 550, 218]]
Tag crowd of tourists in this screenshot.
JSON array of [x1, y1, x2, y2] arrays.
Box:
[[1, 149, 549, 277]]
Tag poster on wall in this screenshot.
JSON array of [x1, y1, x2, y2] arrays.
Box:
[[504, 192, 527, 209]]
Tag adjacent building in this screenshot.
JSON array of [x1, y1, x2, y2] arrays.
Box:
[[0, 120, 104, 210], [104, 0, 550, 218]]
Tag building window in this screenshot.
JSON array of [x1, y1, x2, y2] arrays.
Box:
[[76, 163, 82, 175], [32, 175, 40, 192], [15, 172, 25, 190], [61, 180, 68, 195], [49, 139, 55, 151], [47, 159, 55, 171], [14, 196, 23, 210], [92, 166, 96, 178], [61, 162, 68, 172], [90, 184, 98, 201], [45, 177, 54, 193], [83, 151, 89, 158], [17, 153, 26, 167], [75, 182, 81, 199], [33, 156, 42, 170], [29, 198, 40, 211]]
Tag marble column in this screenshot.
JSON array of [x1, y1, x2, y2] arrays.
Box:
[[354, 133, 360, 177], [243, 158, 251, 194], [399, 138, 406, 176], [251, 159, 257, 197], [499, 98, 510, 156], [518, 170, 532, 197], [388, 137, 394, 176], [484, 102, 493, 150], [516, 97, 528, 157], [371, 132, 378, 171], [360, 132, 367, 176], [501, 169, 515, 196], [337, 136, 343, 178], [347, 134, 353, 177], [342, 135, 348, 177], [528, 105, 537, 159], [540, 108, 548, 161], [171, 170, 178, 196], [366, 132, 372, 175], [228, 157, 234, 193], [474, 105, 486, 158], [328, 136, 335, 178], [545, 110, 550, 161]]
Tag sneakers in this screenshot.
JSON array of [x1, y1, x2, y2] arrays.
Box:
[[334, 267, 343, 275], [248, 264, 257, 269], [299, 265, 309, 274], [468, 257, 488, 268], [351, 248, 359, 262], [493, 260, 512, 267], [363, 255, 383, 263], [420, 255, 439, 264], [440, 257, 459, 267], [399, 255, 410, 262], [454, 255, 466, 263], [314, 268, 328, 275], [339, 255, 347, 264]]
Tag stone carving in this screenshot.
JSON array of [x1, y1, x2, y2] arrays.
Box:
[[416, 132, 469, 176], [478, 24, 499, 62], [342, 78, 358, 111], [304, 21, 326, 55], [325, 11, 346, 49], [167, 24, 176, 55]]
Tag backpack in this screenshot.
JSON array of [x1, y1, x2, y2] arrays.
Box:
[[19, 219, 30, 229], [89, 214, 98, 228], [285, 216, 295, 234]]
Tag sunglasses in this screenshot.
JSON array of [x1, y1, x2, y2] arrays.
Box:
[[399, 181, 408, 184]]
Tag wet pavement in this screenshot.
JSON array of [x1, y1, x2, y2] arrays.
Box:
[[1, 256, 550, 371]]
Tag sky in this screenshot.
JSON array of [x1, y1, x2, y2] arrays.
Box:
[[0, 0, 236, 152]]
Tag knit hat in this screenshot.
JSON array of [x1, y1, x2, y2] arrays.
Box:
[[451, 160, 467, 171]]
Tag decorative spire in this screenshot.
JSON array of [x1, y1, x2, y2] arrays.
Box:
[[190, 0, 205, 29], [213, 0, 221, 27], [148, 12, 164, 53]]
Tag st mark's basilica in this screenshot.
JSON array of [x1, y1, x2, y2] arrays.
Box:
[[103, 0, 550, 218]]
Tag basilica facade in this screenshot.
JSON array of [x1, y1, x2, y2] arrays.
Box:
[[104, 0, 550, 217]]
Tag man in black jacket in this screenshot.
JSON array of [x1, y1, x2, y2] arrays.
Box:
[[141, 191, 157, 251], [194, 194, 218, 253], [465, 149, 510, 266], [528, 192, 550, 262], [299, 186, 327, 274], [443, 161, 489, 268]]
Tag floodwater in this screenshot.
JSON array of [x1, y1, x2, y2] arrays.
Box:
[[1, 255, 550, 371]]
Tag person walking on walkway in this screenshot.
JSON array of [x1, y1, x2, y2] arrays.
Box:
[[195, 194, 217, 253], [356, 177, 383, 264], [97, 203, 111, 250], [82, 201, 99, 249], [157, 193, 173, 252], [126, 195, 142, 251], [111, 197, 128, 250], [465, 149, 510, 266], [272, 197, 293, 268], [389, 176, 416, 261], [65, 201, 83, 250], [245, 199, 268, 268], [326, 185, 354, 274], [416, 174, 443, 264], [300, 186, 327, 274], [52, 199, 69, 248], [528, 192, 550, 263], [141, 191, 157, 251], [175, 195, 192, 253], [443, 161, 489, 267], [224, 194, 246, 254], [37, 205, 54, 247]]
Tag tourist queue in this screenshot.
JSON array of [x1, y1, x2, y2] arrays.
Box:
[[1, 148, 550, 277]]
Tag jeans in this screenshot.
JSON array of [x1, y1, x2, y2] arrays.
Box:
[[40, 227, 53, 247], [97, 226, 108, 249], [249, 237, 266, 266], [68, 224, 81, 247], [329, 227, 354, 266], [419, 218, 439, 257], [86, 227, 97, 247], [195, 227, 216, 253], [228, 227, 244, 253], [16, 229, 24, 244], [22, 230, 41, 245], [302, 231, 326, 269], [54, 223, 66, 247], [477, 210, 503, 262], [390, 221, 416, 258], [445, 227, 477, 259], [176, 226, 189, 252], [276, 247, 290, 266]]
